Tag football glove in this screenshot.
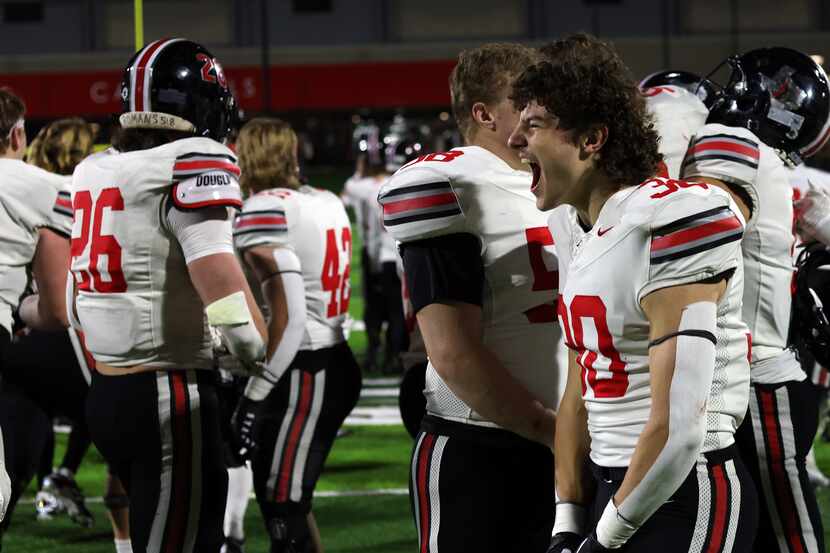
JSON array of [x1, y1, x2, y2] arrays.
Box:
[[546, 532, 584, 553], [576, 533, 615, 553], [231, 396, 265, 460]]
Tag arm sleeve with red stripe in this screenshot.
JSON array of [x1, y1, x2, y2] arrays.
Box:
[[680, 123, 761, 202], [377, 165, 467, 243], [233, 192, 293, 251], [638, 190, 745, 302]]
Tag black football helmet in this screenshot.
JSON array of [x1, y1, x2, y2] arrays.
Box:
[[705, 47, 830, 165], [639, 70, 719, 108], [119, 38, 237, 142], [791, 241, 830, 367]]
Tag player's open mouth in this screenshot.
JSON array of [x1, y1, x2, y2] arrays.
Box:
[[530, 162, 541, 193]]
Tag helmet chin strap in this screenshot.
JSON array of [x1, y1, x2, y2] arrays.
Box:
[[119, 111, 196, 133]]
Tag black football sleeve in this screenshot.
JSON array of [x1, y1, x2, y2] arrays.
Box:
[[399, 232, 484, 314]]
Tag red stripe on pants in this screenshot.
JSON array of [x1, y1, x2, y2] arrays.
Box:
[[417, 434, 436, 553], [164, 372, 192, 553], [760, 389, 807, 553], [705, 464, 729, 553], [276, 372, 314, 502]]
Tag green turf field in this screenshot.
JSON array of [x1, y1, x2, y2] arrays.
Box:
[[6, 172, 830, 551]]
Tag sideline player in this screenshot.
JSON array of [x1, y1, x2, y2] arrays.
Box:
[[378, 43, 560, 553], [341, 122, 387, 372], [75, 39, 267, 553], [0, 89, 71, 531], [681, 47, 829, 553], [511, 34, 757, 552], [637, 71, 710, 179], [232, 118, 362, 553]]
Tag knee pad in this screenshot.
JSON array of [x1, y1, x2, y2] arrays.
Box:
[[103, 493, 129, 511], [266, 514, 312, 553]]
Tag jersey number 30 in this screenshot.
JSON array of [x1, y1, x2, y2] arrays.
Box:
[[321, 227, 352, 317], [71, 188, 127, 293], [558, 296, 628, 398]]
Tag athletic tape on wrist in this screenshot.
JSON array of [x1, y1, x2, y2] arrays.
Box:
[[206, 291, 265, 367], [552, 502, 587, 535], [595, 499, 638, 549]]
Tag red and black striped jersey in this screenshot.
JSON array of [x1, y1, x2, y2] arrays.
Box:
[[70, 137, 241, 370], [378, 145, 563, 428], [683, 123, 804, 383], [552, 177, 749, 467], [0, 160, 72, 334], [233, 185, 351, 350]]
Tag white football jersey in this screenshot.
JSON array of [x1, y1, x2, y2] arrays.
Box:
[[682, 124, 804, 383], [0, 160, 72, 333], [552, 178, 749, 467], [342, 175, 385, 272], [643, 85, 708, 179], [378, 146, 561, 428], [70, 138, 242, 369], [233, 185, 351, 350]]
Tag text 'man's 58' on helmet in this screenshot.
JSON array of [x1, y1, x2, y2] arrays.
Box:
[[119, 38, 237, 143], [706, 47, 830, 164]]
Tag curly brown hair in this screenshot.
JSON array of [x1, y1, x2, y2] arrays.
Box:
[[450, 42, 540, 142], [28, 118, 99, 174], [512, 34, 660, 187]]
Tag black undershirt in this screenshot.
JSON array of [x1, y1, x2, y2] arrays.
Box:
[[399, 233, 485, 314]]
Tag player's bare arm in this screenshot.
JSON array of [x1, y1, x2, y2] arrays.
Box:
[[554, 350, 591, 502], [19, 228, 70, 330], [687, 175, 752, 222], [189, 252, 266, 338], [417, 301, 556, 447], [549, 349, 592, 547], [596, 279, 726, 547]]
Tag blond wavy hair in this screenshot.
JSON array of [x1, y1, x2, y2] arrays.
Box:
[[236, 118, 301, 194], [28, 118, 99, 174]]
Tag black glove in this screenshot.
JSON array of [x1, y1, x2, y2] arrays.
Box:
[[576, 534, 614, 553], [546, 532, 584, 553], [231, 396, 265, 460]]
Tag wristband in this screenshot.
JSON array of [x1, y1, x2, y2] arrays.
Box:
[[595, 499, 638, 549], [552, 502, 587, 535]]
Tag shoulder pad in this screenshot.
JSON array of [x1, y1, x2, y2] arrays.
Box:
[[172, 171, 242, 209], [681, 123, 760, 189], [172, 138, 240, 182], [378, 163, 465, 242]]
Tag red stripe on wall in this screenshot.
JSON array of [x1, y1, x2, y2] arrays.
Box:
[[0, 60, 456, 118]]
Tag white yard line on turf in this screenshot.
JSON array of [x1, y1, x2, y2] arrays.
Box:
[[47, 487, 410, 505]]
